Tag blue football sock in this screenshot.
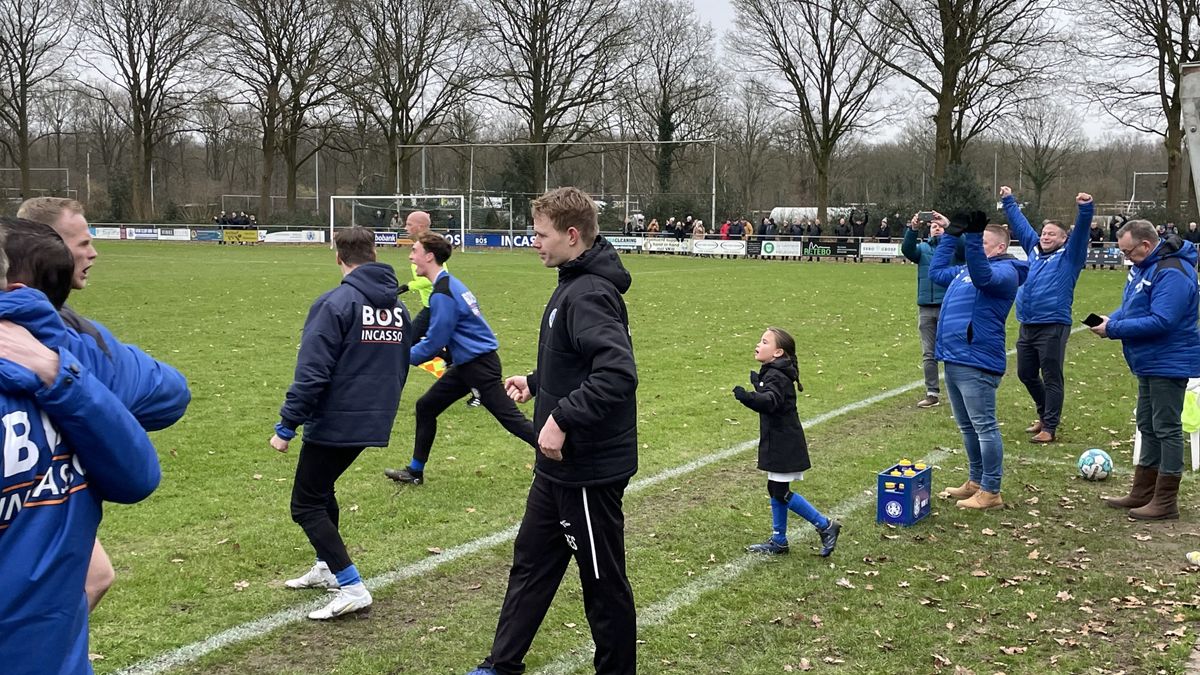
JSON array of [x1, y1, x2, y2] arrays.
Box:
[[409, 458, 426, 472], [334, 563, 361, 587], [770, 499, 789, 545], [787, 492, 829, 530]]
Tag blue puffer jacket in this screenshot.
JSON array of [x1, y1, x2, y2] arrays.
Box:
[[1106, 236, 1200, 378], [902, 228, 965, 306], [280, 262, 412, 447], [1003, 195, 1093, 325], [930, 232, 1029, 375]]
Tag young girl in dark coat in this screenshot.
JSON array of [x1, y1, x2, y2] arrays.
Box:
[[733, 327, 841, 556]]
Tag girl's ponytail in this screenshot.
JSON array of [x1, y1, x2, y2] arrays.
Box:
[[766, 326, 803, 392]]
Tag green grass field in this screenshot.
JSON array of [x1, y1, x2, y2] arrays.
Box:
[[74, 242, 1199, 674]]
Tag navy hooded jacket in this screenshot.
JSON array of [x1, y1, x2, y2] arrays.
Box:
[[1003, 194, 1093, 325], [901, 229, 965, 306], [280, 262, 411, 447], [930, 232, 1029, 375], [1107, 236, 1200, 378]]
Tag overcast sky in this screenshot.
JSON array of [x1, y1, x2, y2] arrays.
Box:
[[693, 0, 736, 31]]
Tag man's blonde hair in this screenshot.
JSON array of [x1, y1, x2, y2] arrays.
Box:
[[16, 197, 85, 230], [531, 187, 598, 246]]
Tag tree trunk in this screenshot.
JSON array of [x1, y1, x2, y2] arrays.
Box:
[[17, 111, 31, 196], [815, 163, 829, 226], [1166, 123, 1184, 225], [933, 95, 954, 182]]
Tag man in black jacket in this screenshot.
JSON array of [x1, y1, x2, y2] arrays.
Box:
[[270, 226, 411, 621], [469, 188, 637, 675]]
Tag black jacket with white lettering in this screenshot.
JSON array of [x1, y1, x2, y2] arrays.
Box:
[[528, 237, 638, 487], [280, 262, 411, 447]]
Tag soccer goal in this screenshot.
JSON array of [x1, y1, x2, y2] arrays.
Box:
[[328, 194, 466, 249]]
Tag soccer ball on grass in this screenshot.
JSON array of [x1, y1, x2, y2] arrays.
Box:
[[1077, 448, 1113, 481]]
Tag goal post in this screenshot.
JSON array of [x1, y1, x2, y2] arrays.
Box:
[[327, 194, 466, 250]]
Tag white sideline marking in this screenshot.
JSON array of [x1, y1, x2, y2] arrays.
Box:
[[533, 449, 952, 675], [119, 330, 1083, 674]]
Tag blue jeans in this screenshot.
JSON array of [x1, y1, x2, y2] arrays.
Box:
[[944, 362, 1004, 493]]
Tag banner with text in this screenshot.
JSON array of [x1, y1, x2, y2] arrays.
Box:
[[692, 239, 747, 256], [860, 242, 901, 258], [223, 229, 261, 243], [158, 228, 191, 241], [92, 227, 122, 240], [608, 236, 644, 251], [265, 230, 326, 243]]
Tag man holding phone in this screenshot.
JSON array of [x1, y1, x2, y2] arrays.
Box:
[[1000, 187, 1094, 443], [901, 211, 963, 408], [1090, 220, 1200, 520]]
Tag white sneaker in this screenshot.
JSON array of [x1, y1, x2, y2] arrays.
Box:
[[284, 562, 338, 589], [308, 583, 372, 620]]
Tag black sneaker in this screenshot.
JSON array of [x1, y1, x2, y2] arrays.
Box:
[[384, 467, 424, 485], [817, 520, 841, 557], [746, 539, 789, 555], [465, 396, 482, 408]]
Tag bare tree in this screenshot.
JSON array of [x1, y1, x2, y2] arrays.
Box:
[[1082, 0, 1200, 223], [858, 0, 1068, 181], [724, 79, 781, 214], [0, 0, 75, 195], [1007, 99, 1082, 222], [624, 0, 722, 195], [340, 0, 479, 194], [734, 0, 891, 224], [474, 0, 634, 193], [80, 0, 213, 219], [213, 0, 345, 219]]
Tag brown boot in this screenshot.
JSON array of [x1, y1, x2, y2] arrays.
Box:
[[958, 490, 1004, 510], [1030, 430, 1056, 443], [943, 480, 980, 499], [1105, 465, 1158, 509], [1129, 474, 1181, 521], [1025, 420, 1043, 434]]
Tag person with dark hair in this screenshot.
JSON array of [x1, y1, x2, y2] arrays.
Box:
[[0, 280, 163, 675], [384, 233, 536, 486], [734, 327, 841, 557], [271, 226, 410, 620], [471, 187, 637, 675], [1002, 187, 1093, 444], [1093, 219, 1200, 520], [1109, 215, 1125, 243], [930, 213, 1028, 510]]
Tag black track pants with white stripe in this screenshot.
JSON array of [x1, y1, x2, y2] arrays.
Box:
[[484, 473, 636, 674]]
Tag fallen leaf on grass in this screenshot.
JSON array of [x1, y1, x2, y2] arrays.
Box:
[[1000, 646, 1027, 655], [1056, 590, 1073, 601], [233, 580, 250, 591], [251, 474, 263, 480], [88, 654, 104, 662], [981, 528, 996, 536], [836, 578, 855, 589], [799, 658, 813, 671], [971, 570, 990, 577], [1027, 549, 1040, 560], [427, 547, 443, 555]]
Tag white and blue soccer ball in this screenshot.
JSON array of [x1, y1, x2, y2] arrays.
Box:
[[1077, 448, 1113, 481]]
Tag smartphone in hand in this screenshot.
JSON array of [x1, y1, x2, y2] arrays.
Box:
[[1082, 313, 1104, 327]]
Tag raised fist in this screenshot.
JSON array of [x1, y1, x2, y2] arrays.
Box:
[[1077, 192, 1092, 205], [999, 186, 1013, 199]]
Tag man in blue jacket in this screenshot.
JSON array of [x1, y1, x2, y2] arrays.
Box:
[[930, 212, 1029, 510], [1092, 220, 1200, 520], [901, 213, 965, 408], [271, 226, 411, 619], [0, 264, 163, 675], [1001, 187, 1094, 443], [384, 234, 536, 485]]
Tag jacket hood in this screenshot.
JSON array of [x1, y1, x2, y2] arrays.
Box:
[[558, 236, 632, 294], [764, 355, 801, 389], [0, 286, 69, 346], [992, 252, 1030, 285], [343, 262, 400, 306], [1142, 235, 1198, 269]]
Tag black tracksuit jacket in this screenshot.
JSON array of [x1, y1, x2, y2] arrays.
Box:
[[528, 237, 638, 487]]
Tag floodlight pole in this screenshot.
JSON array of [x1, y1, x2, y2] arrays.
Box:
[[710, 142, 717, 229], [468, 147, 475, 234], [314, 151, 320, 219], [624, 144, 631, 227]]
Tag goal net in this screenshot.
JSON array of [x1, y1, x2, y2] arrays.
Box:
[[328, 194, 465, 248]]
